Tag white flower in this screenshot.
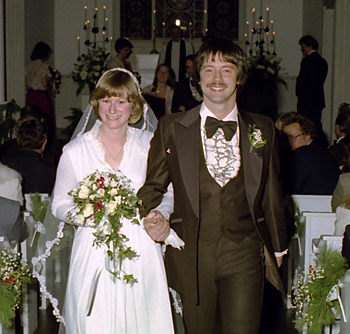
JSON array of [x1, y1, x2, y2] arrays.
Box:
[[97, 188, 105, 197], [106, 202, 117, 214], [75, 214, 85, 225], [89, 194, 96, 200], [80, 70, 88, 80], [110, 188, 117, 196], [79, 185, 89, 199], [84, 204, 94, 217], [116, 196, 121, 205], [266, 67, 275, 75]]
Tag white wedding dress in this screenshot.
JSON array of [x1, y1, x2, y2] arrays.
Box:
[[52, 120, 175, 334]]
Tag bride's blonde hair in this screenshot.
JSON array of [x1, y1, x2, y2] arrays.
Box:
[[89, 70, 143, 124]]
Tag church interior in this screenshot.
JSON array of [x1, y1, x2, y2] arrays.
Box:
[[1, 0, 350, 333]]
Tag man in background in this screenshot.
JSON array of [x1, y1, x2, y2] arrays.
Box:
[[328, 111, 350, 167], [171, 54, 202, 113], [296, 35, 328, 147], [281, 113, 339, 195], [2, 118, 56, 195], [158, 24, 194, 82]]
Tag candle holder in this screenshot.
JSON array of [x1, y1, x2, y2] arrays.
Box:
[[246, 5, 276, 57], [150, 27, 159, 54]]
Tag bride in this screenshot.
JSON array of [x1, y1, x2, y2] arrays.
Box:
[[52, 68, 181, 333]]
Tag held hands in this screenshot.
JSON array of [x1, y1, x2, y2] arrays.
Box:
[[144, 210, 170, 242]]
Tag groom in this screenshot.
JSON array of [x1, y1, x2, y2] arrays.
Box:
[[138, 37, 287, 333]]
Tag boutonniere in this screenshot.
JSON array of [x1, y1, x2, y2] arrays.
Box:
[[248, 124, 267, 152]]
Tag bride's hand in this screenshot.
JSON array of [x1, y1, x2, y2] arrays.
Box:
[[143, 210, 170, 242]]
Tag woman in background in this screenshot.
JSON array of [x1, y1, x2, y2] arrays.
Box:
[[26, 42, 54, 132], [142, 63, 175, 120], [108, 38, 134, 71]]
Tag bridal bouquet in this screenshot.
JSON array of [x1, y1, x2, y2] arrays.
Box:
[[0, 249, 31, 328], [71, 46, 109, 95], [67, 170, 141, 282]]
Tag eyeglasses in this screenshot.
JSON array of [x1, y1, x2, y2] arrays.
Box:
[[287, 133, 304, 141]]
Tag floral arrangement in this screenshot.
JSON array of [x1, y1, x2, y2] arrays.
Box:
[[67, 170, 141, 282], [49, 66, 62, 95], [247, 48, 287, 88], [0, 249, 31, 328], [292, 248, 348, 333], [71, 46, 110, 96]]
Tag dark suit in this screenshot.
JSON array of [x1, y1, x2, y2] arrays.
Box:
[[138, 106, 287, 333], [285, 140, 340, 195], [171, 77, 201, 113], [2, 149, 56, 195], [328, 137, 346, 166], [0, 196, 28, 242], [296, 51, 328, 122]]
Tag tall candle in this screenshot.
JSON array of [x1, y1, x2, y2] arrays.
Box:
[[87, 20, 90, 41], [77, 36, 80, 57], [204, 10, 207, 33], [153, 10, 156, 32], [95, 8, 98, 28], [103, 6, 106, 24], [106, 18, 109, 38], [246, 20, 249, 37], [252, 8, 255, 29], [110, 36, 113, 55], [271, 20, 273, 33], [84, 6, 87, 24], [273, 32, 276, 52], [189, 22, 192, 43], [162, 22, 165, 40], [266, 8, 269, 27], [103, 32, 105, 51]]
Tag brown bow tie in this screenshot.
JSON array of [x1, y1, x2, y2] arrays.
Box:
[[205, 116, 237, 141]]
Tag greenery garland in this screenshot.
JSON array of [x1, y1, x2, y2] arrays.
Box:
[[292, 248, 348, 333], [0, 250, 31, 328]]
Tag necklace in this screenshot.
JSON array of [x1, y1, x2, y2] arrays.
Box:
[[98, 134, 126, 163]]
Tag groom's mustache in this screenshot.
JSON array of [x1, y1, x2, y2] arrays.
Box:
[[206, 82, 228, 88]]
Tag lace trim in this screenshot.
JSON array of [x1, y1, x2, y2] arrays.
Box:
[[169, 287, 183, 316], [31, 221, 66, 324]]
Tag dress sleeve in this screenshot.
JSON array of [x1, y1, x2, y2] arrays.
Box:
[[51, 147, 78, 221]]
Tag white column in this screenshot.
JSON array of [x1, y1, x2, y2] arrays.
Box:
[[332, 0, 350, 115], [5, 0, 25, 106], [0, 0, 4, 102]]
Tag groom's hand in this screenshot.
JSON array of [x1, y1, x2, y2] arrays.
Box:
[[144, 210, 170, 242]]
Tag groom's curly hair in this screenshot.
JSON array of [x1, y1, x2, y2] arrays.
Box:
[[89, 70, 143, 124]]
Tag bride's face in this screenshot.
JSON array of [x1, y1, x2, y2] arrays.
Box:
[[98, 95, 132, 130]]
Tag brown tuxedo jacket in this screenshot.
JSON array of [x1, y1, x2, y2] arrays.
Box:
[[138, 105, 287, 304]]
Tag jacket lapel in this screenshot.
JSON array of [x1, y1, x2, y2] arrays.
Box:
[[239, 110, 264, 215], [174, 107, 201, 218]]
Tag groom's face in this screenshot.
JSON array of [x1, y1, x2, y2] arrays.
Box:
[[199, 53, 239, 110]]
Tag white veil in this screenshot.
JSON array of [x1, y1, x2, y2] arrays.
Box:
[[31, 68, 159, 326]]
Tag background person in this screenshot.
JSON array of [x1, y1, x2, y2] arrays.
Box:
[[158, 23, 195, 82], [171, 54, 203, 113], [142, 63, 176, 119], [26, 42, 54, 130], [296, 35, 328, 147], [281, 113, 339, 195]]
